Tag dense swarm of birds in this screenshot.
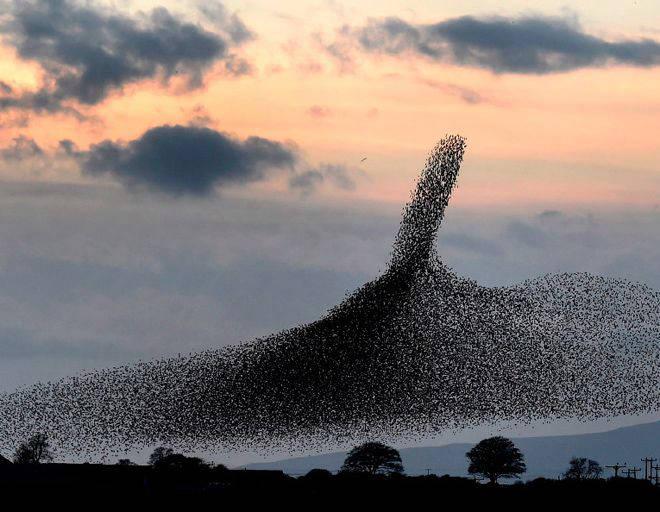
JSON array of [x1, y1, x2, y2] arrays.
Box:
[[0, 135, 658, 456]]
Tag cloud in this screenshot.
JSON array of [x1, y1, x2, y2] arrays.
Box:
[[0, 0, 252, 114], [333, 14, 660, 74], [289, 170, 324, 195], [195, 0, 254, 44], [0, 183, 658, 392], [323, 164, 357, 190], [505, 220, 549, 247], [288, 163, 357, 196], [0, 135, 43, 160], [3, 125, 361, 198], [307, 105, 332, 118], [0, 185, 390, 388], [440, 232, 502, 256], [76, 124, 298, 196], [536, 209, 564, 221], [420, 79, 482, 104]]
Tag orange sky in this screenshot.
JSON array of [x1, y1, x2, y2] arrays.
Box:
[[1, 0, 659, 207]]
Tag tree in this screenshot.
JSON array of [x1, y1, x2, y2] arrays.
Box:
[[301, 468, 332, 481], [12, 433, 54, 464], [117, 458, 136, 466], [563, 457, 602, 480], [148, 446, 210, 471], [466, 436, 526, 484], [340, 442, 404, 475], [148, 446, 174, 466]]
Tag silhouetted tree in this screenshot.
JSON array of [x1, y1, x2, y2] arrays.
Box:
[[301, 468, 332, 480], [154, 453, 210, 471], [12, 433, 54, 464], [117, 458, 136, 466], [340, 442, 403, 475], [563, 457, 602, 480], [148, 446, 211, 471], [149, 446, 174, 466], [466, 436, 526, 484]]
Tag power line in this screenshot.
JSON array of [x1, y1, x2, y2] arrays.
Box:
[[605, 462, 626, 478], [641, 457, 657, 482]]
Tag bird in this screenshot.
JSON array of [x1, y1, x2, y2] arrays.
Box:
[[0, 135, 657, 457]]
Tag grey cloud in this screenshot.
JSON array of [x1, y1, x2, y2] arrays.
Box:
[[324, 164, 356, 190], [440, 232, 503, 256], [289, 170, 324, 195], [196, 0, 254, 44], [78, 124, 298, 196], [0, 0, 251, 114], [505, 220, 549, 247], [536, 209, 564, 220], [0, 183, 658, 391], [0, 81, 12, 94], [340, 14, 660, 73], [57, 139, 79, 157], [0, 135, 43, 160], [289, 163, 357, 195], [0, 185, 390, 389]]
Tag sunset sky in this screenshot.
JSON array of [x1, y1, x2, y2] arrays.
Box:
[[0, 0, 659, 459]]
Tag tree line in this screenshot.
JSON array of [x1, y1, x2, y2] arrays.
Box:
[[3, 433, 608, 484]]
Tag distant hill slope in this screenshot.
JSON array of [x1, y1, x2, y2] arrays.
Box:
[[245, 420, 660, 480]]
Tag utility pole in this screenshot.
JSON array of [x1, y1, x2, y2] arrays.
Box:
[[641, 457, 657, 481], [605, 462, 626, 478], [425, 468, 431, 476], [623, 467, 641, 479], [651, 464, 660, 486]]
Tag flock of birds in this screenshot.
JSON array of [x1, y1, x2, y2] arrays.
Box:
[[0, 135, 658, 456]]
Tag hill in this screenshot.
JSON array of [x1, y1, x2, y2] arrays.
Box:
[[245, 420, 660, 480]]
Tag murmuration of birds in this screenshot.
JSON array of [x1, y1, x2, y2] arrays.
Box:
[[0, 135, 658, 456]]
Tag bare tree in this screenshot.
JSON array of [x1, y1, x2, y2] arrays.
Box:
[[563, 457, 603, 480], [13, 433, 54, 464]]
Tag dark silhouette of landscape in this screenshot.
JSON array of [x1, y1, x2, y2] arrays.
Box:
[[246, 419, 660, 480], [0, 437, 657, 505]]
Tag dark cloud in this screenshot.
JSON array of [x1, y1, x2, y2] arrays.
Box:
[[338, 14, 660, 73], [289, 163, 356, 195], [57, 139, 79, 157], [0, 135, 43, 160], [78, 124, 298, 196], [0, 81, 12, 94], [195, 0, 254, 44], [0, 0, 252, 114]]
